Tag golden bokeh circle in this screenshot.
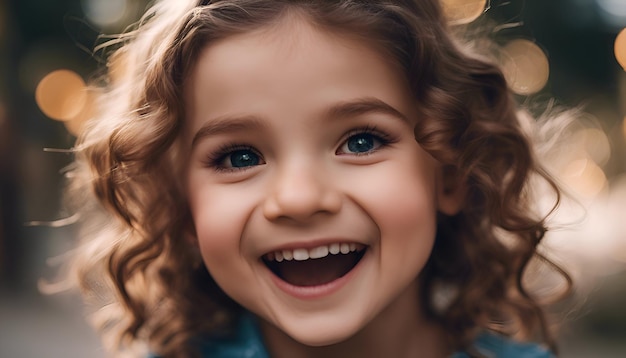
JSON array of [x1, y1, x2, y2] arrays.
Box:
[[562, 158, 607, 199], [574, 128, 611, 166], [615, 28, 626, 71], [64, 117, 86, 137], [500, 39, 550, 95], [35, 69, 87, 121], [64, 88, 95, 137], [441, 0, 488, 25]]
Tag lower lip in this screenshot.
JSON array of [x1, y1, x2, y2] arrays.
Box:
[[267, 250, 367, 300]]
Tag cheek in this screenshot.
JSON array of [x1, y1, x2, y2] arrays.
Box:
[[345, 156, 438, 270], [375, 181, 437, 263], [348, 156, 438, 232], [187, 182, 270, 311], [188, 184, 255, 272]]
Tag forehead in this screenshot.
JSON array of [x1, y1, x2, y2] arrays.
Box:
[[183, 16, 414, 127], [183, 9, 406, 86]]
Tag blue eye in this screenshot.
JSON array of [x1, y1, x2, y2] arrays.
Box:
[[206, 145, 265, 171], [339, 131, 388, 155], [346, 133, 377, 153], [226, 149, 262, 168]]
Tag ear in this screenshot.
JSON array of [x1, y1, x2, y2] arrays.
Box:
[[435, 164, 466, 216]]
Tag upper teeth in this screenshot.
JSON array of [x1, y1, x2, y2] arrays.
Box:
[[265, 243, 364, 262]]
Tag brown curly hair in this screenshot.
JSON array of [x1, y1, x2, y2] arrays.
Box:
[[66, 0, 571, 356]]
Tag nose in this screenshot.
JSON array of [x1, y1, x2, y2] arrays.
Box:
[[263, 161, 342, 222]]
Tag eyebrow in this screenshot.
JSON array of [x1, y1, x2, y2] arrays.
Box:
[[325, 97, 410, 125], [191, 97, 410, 148], [191, 115, 265, 149]]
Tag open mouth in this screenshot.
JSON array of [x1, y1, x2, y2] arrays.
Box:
[[262, 243, 367, 287]]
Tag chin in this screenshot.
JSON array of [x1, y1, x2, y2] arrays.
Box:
[[290, 330, 356, 347], [275, 313, 368, 347]]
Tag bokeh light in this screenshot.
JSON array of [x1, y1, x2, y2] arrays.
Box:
[[575, 128, 612, 166], [615, 27, 626, 71], [500, 39, 550, 95], [553, 126, 611, 200], [597, 0, 626, 27], [562, 158, 608, 199], [35, 70, 87, 121], [81, 0, 128, 28], [598, 0, 626, 17], [441, 0, 488, 25], [63, 91, 94, 137], [63, 90, 93, 137]]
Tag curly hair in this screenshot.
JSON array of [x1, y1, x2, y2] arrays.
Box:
[[66, 0, 571, 356]]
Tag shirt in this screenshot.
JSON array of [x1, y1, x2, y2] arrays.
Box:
[[152, 315, 554, 358]]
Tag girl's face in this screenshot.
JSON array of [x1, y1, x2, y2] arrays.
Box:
[[184, 18, 453, 346]]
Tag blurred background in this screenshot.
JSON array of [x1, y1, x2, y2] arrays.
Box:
[[1, 0, 625, 357]]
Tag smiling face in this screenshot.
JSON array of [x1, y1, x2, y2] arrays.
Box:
[[184, 17, 449, 347]]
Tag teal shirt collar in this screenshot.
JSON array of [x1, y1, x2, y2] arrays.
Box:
[[195, 315, 554, 358]]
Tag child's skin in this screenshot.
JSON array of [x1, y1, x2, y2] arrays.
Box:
[[183, 12, 462, 358]]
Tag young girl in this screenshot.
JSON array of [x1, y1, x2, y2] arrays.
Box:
[[65, 0, 571, 357]]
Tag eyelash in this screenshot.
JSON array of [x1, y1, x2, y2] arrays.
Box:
[[337, 125, 396, 155], [204, 143, 263, 172]]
